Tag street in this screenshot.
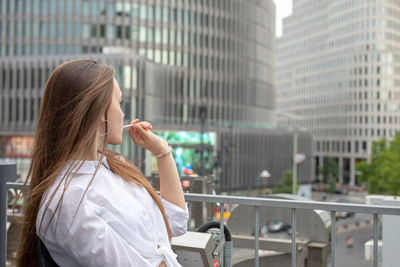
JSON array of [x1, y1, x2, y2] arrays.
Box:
[[332, 226, 378, 267]]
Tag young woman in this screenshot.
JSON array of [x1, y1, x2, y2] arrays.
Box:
[[17, 59, 188, 267]]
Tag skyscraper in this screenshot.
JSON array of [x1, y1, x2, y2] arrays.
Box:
[[277, 0, 400, 186], [0, 0, 314, 191]]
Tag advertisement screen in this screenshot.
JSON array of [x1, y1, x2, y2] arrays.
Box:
[[0, 136, 34, 158], [151, 131, 216, 176]]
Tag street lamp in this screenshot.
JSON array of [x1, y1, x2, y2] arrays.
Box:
[[199, 105, 207, 176], [259, 170, 271, 195], [259, 169, 271, 187], [292, 132, 298, 194], [277, 111, 306, 195], [260, 170, 271, 179]]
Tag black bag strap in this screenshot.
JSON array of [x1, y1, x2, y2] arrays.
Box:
[[36, 236, 60, 267]]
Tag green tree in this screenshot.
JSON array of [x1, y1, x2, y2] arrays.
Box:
[[320, 157, 338, 193], [357, 132, 400, 195], [274, 170, 298, 194]]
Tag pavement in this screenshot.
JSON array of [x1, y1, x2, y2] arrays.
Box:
[[331, 226, 380, 267]]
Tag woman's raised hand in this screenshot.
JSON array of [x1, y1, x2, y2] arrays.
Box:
[[128, 119, 169, 155]]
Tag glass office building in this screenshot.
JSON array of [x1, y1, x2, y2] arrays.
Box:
[[277, 0, 400, 186], [0, 0, 314, 191]]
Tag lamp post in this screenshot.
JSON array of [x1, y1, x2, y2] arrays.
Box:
[[277, 111, 306, 195], [199, 105, 207, 176], [260, 169, 271, 192], [292, 131, 298, 195]]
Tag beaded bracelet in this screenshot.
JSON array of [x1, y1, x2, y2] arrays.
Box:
[[154, 146, 172, 159]]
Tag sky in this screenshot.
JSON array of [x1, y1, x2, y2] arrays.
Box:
[[273, 0, 293, 37]]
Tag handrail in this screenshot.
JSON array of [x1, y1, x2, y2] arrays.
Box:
[[183, 192, 400, 215]]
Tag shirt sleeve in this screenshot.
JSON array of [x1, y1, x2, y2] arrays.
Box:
[[41, 187, 164, 267], [161, 198, 189, 237]]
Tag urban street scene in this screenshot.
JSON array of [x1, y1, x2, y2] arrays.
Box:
[[1, 0, 400, 266]]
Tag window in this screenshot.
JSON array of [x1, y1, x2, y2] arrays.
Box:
[[140, 4, 147, 20], [32, 22, 39, 37], [40, 22, 46, 37], [117, 25, 122, 39], [91, 24, 97, 38], [107, 25, 114, 40], [58, 0, 64, 14], [83, 23, 89, 38], [66, 0, 73, 14], [139, 27, 146, 42], [74, 23, 80, 38], [66, 22, 72, 38], [83, 0, 89, 15], [132, 4, 139, 18], [155, 6, 162, 21], [108, 2, 115, 16], [41, 0, 47, 13], [131, 27, 138, 41]]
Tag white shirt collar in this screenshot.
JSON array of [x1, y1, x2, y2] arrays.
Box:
[[97, 153, 110, 170], [61, 153, 110, 176]]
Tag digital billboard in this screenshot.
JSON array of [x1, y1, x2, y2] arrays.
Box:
[[150, 131, 216, 176], [0, 136, 34, 158]]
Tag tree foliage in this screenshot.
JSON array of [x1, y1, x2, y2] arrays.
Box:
[[274, 170, 298, 194], [320, 157, 338, 193], [357, 132, 400, 195]]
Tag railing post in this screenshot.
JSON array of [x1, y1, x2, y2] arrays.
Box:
[[291, 208, 296, 267], [0, 163, 17, 267], [330, 211, 336, 267], [219, 203, 225, 266], [255, 206, 259, 267], [373, 214, 378, 267], [187, 201, 192, 230]]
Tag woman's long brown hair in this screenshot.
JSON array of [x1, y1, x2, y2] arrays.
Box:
[[16, 59, 171, 267]]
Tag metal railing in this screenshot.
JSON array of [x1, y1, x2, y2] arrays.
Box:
[[2, 182, 400, 267], [184, 193, 400, 267]]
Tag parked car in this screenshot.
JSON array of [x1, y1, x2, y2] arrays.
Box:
[[266, 221, 291, 233], [335, 199, 355, 219]]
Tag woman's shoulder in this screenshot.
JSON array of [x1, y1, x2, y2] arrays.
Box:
[[45, 162, 113, 204]]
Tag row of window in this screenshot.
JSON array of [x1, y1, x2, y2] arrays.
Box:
[[313, 126, 396, 140], [2, 0, 251, 15], [0, 93, 249, 126], [316, 129, 397, 154], [1, 96, 38, 125], [0, 23, 265, 59], [316, 140, 369, 154], [1, 1, 266, 34], [1, 20, 243, 47], [0, 46, 248, 75]]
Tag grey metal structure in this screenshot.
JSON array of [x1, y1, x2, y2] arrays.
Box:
[[0, 163, 16, 267], [183, 193, 400, 267], [171, 231, 216, 267], [227, 194, 330, 266]]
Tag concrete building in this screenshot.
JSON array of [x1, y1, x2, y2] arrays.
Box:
[[0, 0, 313, 191], [277, 0, 400, 186]]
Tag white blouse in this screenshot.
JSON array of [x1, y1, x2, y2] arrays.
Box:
[[36, 156, 189, 267]]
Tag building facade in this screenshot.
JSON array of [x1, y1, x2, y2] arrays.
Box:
[[0, 0, 314, 191], [277, 0, 400, 186]]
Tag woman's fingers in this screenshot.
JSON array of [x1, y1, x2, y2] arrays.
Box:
[[128, 119, 152, 131], [139, 121, 152, 131], [130, 118, 139, 124], [128, 124, 145, 145], [129, 122, 153, 146]]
